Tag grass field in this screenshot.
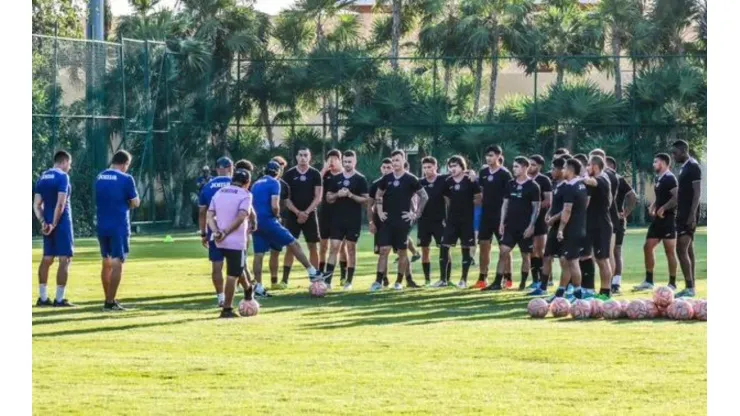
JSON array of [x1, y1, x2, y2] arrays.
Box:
[[32, 228, 707, 415]]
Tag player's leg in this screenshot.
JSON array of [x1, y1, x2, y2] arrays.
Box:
[[676, 234, 695, 297], [611, 228, 625, 293], [319, 238, 329, 273], [53, 256, 72, 306], [663, 238, 678, 288], [593, 229, 614, 299], [419, 236, 432, 285], [209, 243, 225, 305], [483, 239, 512, 291], [373, 246, 392, 291], [395, 248, 409, 290], [551, 257, 573, 300], [531, 234, 546, 289], [339, 240, 348, 284], [518, 238, 533, 290], [566, 258, 583, 299], [269, 249, 280, 286], [324, 238, 343, 287], [281, 215, 301, 281], [251, 253, 265, 292], [219, 250, 246, 319], [435, 244, 451, 287], [478, 239, 492, 286], [595, 256, 613, 299], [37, 254, 54, 306], [458, 223, 475, 288], [638, 238, 660, 291], [407, 238, 420, 262], [343, 240, 358, 290]]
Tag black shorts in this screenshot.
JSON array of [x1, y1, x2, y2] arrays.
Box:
[[441, 221, 475, 247], [417, 219, 444, 247], [220, 248, 246, 277], [478, 214, 502, 242], [615, 227, 625, 246], [544, 227, 561, 258], [676, 212, 699, 238], [560, 232, 585, 260], [534, 212, 548, 237], [330, 219, 362, 242], [319, 208, 334, 240], [285, 211, 320, 243], [586, 225, 613, 260], [378, 219, 411, 251], [614, 217, 626, 245], [500, 228, 533, 253], [646, 216, 676, 240]]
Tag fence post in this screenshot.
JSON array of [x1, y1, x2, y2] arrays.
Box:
[[144, 40, 155, 221], [236, 53, 241, 143], [119, 36, 127, 150], [50, 23, 59, 151], [533, 45, 539, 152]]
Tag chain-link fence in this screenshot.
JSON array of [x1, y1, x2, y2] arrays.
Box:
[[32, 33, 706, 235]]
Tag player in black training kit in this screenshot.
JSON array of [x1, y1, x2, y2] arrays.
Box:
[[527, 155, 552, 290], [581, 155, 614, 300], [590, 149, 619, 287], [477, 145, 514, 290], [634, 153, 678, 292], [318, 149, 346, 281], [484, 157, 541, 291], [553, 159, 588, 300], [417, 157, 448, 286], [672, 140, 702, 298], [283, 147, 322, 276], [372, 150, 429, 291], [324, 151, 369, 291], [368, 159, 394, 287], [432, 156, 481, 288], [605, 156, 637, 294]]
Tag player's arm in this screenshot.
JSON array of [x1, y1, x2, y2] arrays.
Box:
[[558, 203, 572, 240], [542, 191, 552, 210], [285, 198, 301, 215], [33, 194, 45, 227], [206, 209, 219, 234], [582, 177, 597, 187], [326, 190, 339, 203], [50, 191, 68, 229], [127, 176, 141, 209], [221, 209, 249, 238], [375, 187, 387, 221], [689, 172, 702, 227], [473, 192, 482, 206], [499, 199, 509, 229], [271, 195, 281, 218], [348, 191, 369, 205], [306, 185, 322, 213], [413, 188, 428, 219], [658, 187, 678, 216], [623, 190, 637, 219]]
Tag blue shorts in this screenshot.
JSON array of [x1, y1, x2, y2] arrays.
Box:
[[253, 218, 296, 254], [473, 206, 482, 232], [98, 234, 130, 261], [43, 221, 74, 257], [208, 240, 224, 262]]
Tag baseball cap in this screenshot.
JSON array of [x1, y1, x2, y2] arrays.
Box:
[[202, 165, 210, 171], [265, 161, 282, 176], [216, 156, 233, 169], [232, 169, 251, 185]]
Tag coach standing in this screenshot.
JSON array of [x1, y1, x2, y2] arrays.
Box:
[[95, 150, 140, 312]]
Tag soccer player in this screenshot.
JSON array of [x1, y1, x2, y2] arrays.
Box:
[[319, 149, 344, 277], [553, 159, 588, 300], [434, 156, 481, 288], [528, 155, 569, 296], [527, 154, 552, 290], [206, 169, 255, 318], [267, 156, 292, 289], [251, 161, 326, 292], [368, 158, 393, 287], [417, 157, 447, 286], [477, 145, 514, 290], [33, 150, 75, 307], [581, 155, 614, 299], [198, 156, 234, 307], [590, 149, 620, 283], [671, 140, 702, 298], [484, 157, 540, 291], [371, 150, 429, 291], [634, 153, 678, 292], [196, 166, 211, 192], [570, 153, 594, 295], [95, 150, 140, 311], [545, 148, 570, 181], [606, 156, 637, 294], [283, 147, 322, 275], [324, 150, 369, 291]]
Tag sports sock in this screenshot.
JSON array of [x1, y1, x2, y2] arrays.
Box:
[[555, 287, 566, 297], [531, 257, 542, 283], [396, 273, 404, 284], [599, 288, 611, 297], [685, 276, 695, 289], [325, 263, 336, 284], [217, 292, 225, 304], [439, 246, 450, 282], [492, 273, 504, 287], [539, 274, 549, 291], [307, 266, 318, 276], [669, 275, 676, 287], [580, 259, 595, 290], [574, 286, 583, 299], [347, 267, 355, 284], [319, 262, 326, 274], [282, 266, 291, 283], [646, 271, 654, 284], [520, 271, 529, 287], [612, 274, 621, 285], [375, 272, 384, 284], [478, 273, 487, 282], [39, 284, 48, 301], [461, 248, 472, 282], [383, 273, 389, 285], [446, 261, 452, 282], [340, 261, 348, 281], [422, 262, 431, 281], [504, 273, 512, 283]]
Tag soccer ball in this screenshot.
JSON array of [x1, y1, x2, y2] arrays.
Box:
[[238, 299, 260, 317], [626, 300, 648, 319], [619, 300, 630, 318], [527, 298, 549, 318], [570, 299, 592, 319], [590, 299, 604, 319], [693, 300, 707, 321], [309, 281, 328, 297], [653, 286, 675, 308], [602, 300, 622, 319], [550, 297, 571, 318], [670, 299, 695, 320], [644, 299, 660, 319]]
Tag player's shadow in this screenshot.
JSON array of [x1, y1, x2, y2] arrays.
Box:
[[32, 316, 211, 338]]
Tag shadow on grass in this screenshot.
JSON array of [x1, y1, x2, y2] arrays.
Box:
[[32, 316, 212, 338]]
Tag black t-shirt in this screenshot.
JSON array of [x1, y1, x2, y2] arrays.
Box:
[[503, 179, 540, 230], [478, 166, 513, 218], [420, 174, 448, 222], [442, 175, 481, 224], [677, 158, 702, 220], [605, 168, 620, 221], [616, 176, 633, 211], [279, 178, 290, 218], [320, 170, 341, 216], [562, 180, 588, 236], [533, 173, 553, 217], [326, 171, 369, 222], [376, 172, 423, 219], [654, 172, 678, 217], [283, 166, 322, 211], [369, 178, 382, 224], [586, 174, 613, 228], [550, 181, 567, 228]]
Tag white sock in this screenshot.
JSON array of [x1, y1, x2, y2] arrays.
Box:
[[612, 275, 622, 285], [255, 283, 264, 294], [217, 293, 225, 303], [307, 266, 317, 276], [55, 285, 65, 302], [39, 284, 48, 301]]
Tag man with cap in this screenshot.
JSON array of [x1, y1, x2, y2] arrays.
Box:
[[196, 166, 212, 192]]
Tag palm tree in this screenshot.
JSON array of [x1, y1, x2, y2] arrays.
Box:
[[596, 0, 642, 100], [416, 0, 463, 96]]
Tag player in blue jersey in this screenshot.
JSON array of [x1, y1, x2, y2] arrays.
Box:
[[251, 162, 326, 287], [95, 150, 140, 312], [33, 150, 75, 307]]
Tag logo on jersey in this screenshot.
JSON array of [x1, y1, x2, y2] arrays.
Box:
[[299, 175, 306, 182], [343, 179, 350, 187], [393, 180, 400, 187], [487, 175, 493, 182], [454, 184, 460, 191], [427, 183, 434, 188], [517, 184, 522, 190]]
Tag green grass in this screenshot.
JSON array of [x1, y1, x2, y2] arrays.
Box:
[[32, 228, 707, 415]]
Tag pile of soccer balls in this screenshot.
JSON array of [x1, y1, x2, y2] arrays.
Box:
[[527, 286, 707, 321]]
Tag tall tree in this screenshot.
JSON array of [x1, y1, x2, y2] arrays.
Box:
[[597, 0, 642, 100]]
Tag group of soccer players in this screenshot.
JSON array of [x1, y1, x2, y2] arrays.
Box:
[[33, 139, 702, 317]]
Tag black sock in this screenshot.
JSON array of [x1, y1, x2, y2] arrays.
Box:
[[520, 271, 529, 287], [669, 275, 676, 287], [347, 267, 355, 284], [422, 262, 431, 281], [383, 272, 389, 285], [504, 273, 512, 283], [376, 272, 384, 284], [540, 274, 549, 291], [580, 259, 595, 290], [685, 276, 694, 289], [646, 271, 654, 284], [461, 248, 472, 282], [396, 273, 404, 284], [492, 273, 504, 286], [340, 261, 347, 281], [319, 262, 326, 273], [439, 246, 450, 282], [478, 273, 487, 282], [282, 266, 291, 283], [555, 287, 566, 297], [271, 275, 278, 285], [447, 261, 452, 282], [325, 263, 336, 284], [531, 257, 542, 283], [574, 288, 583, 299], [599, 288, 611, 297]]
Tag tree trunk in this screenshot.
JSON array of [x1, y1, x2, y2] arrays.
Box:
[[443, 65, 452, 97], [612, 25, 623, 101], [391, 0, 401, 71], [473, 57, 483, 115], [637, 170, 647, 225], [487, 36, 500, 121], [259, 100, 274, 149], [556, 67, 565, 85]]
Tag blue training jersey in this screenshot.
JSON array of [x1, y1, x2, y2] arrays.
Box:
[[95, 169, 139, 236], [198, 176, 232, 207], [34, 168, 72, 225], [251, 176, 280, 220]]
